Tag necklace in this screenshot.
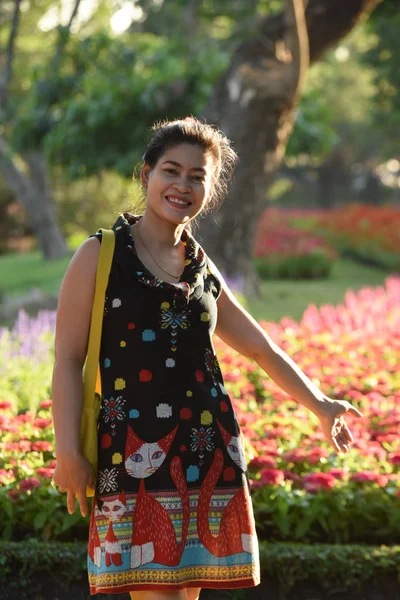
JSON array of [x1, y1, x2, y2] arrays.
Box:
[[136, 221, 184, 281]]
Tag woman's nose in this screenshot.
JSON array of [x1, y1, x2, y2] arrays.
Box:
[[174, 175, 192, 192]]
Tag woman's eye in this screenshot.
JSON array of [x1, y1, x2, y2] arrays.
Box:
[[192, 176, 204, 182], [165, 169, 177, 175]]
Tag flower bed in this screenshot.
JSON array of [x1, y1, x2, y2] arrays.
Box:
[[0, 277, 399, 543], [262, 204, 400, 271], [315, 203, 400, 270], [254, 208, 337, 279]]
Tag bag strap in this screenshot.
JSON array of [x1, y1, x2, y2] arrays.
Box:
[[83, 229, 115, 409]]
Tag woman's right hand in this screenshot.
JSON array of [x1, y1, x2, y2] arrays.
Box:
[[52, 453, 95, 517]]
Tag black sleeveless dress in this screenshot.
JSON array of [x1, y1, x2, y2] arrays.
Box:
[[87, 213, 260, 595]]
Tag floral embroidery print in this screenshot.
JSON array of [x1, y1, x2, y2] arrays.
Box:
[[204, 347, 221, 382], [190, 426, 215, 465], [98, 468, 119, 493], [102, 396, 126, 435], [160, 301, 190, 352]]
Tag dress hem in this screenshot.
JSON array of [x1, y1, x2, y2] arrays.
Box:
[[90, 576, 261, 595]]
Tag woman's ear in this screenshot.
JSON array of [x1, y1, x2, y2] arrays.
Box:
[[140, 164, 150, 188]]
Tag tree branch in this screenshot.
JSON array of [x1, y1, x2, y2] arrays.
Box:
[[283, 0, 309, 102], [0, 0, 22, 113], [49, 0, 83, 74]]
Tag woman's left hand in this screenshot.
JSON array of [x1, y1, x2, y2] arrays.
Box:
[[317, 398, 363, 454]]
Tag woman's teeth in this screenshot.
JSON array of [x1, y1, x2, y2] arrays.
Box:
[[166, 196, 190, 206]]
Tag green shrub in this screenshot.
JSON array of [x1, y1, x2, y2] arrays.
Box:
[[254, 249, 334, 280], [1, 539, 399, 599]]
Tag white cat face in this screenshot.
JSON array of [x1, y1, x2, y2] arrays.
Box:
[[101, 499, 126, 522], [226, 435, 247, 472], [125, 441, 166, 478]]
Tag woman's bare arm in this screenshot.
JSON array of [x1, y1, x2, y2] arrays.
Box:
[[51, 236, 100, 514], [209, 258, 360, 453]]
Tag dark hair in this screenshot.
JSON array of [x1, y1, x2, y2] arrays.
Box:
[[132, 117, 238, 233]]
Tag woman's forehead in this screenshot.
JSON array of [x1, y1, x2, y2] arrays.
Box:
[[161, 143, 212, 169]]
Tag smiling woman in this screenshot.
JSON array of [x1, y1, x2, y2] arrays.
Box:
[[52, 117, 363, 600]]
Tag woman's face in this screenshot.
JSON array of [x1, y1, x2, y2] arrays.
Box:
[[141, 143, 215, 226]]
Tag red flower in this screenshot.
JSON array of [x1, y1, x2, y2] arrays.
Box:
[[307, 447, 330, 464], [18, 440, 32, 452], [39, 400, 52, 409], [36, 467, 55, 478], [304, 472, 336, 491], [0, 401, 12, 410], [249, 478, 264, 489], [389, 452, 400, 466], [19, 478, 40, 492], [32, 441, 53, 452], [33, 418, 52, 429], [284, 448, 307, 463], [328, 468, 348, 480], [259, 469, 285, 486], [248, 455, 278, 470], [283, 470, 303, 484], [350, 471, 388, 487]]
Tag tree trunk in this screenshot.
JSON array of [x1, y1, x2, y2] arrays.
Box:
[[0, 138, 68, 259], [198, 0, 382, 296]]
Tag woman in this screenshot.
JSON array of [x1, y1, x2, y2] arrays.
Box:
[[52, 117, 362, 600]]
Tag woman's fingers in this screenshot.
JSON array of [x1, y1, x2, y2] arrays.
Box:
[[67, 489, 76, 514], [77, 488, 89, 518]]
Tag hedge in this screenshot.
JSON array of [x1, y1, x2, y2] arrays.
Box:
[[1, 539, 399, 600]]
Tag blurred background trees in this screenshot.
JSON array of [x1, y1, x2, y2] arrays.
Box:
[[0, 0, 398, 278]]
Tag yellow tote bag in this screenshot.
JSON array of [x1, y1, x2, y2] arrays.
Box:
[[80, 229, 115, 497]]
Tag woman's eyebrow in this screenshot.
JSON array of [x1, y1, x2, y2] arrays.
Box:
[[162, 160, 206, 173]]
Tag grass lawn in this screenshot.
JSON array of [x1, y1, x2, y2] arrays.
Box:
[[0, 250, 74, 299], [244, 258, 394, 322], [0, 250, 394, 323]]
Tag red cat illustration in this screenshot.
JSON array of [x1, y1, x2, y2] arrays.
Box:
[[125, 424, 191, 567], [197, 419, 258, 557], [101, 490, 128, 567], [88, 498, 101, 568]]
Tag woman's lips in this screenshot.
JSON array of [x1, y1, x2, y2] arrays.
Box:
[[165, 195, 191, 209]]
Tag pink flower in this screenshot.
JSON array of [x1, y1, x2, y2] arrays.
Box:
[[32, 441, 53, 453], [283, 448, 308, 463], [15, 413, 33, 424], [36, 467, 55, 478], [350, 471, 388, 487], [248, 455, 278, 470], [283, 470, 303, 484], [389, 452, 400, 466], [304, 472, 336, 491], [19, 478, 40, 492], [18, 440, 32, 452], [307, 447, 330, 464], [328, 468, 348, 480], [249, 478, 264, 490], [33, 418, 52, 429], [39, 400, 52, 409], [259, 469, 285, 486]]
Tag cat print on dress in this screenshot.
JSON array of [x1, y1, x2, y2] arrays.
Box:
[[197, 419, 258, 557], [88, 498, 102, 568], [124, 424, 191, 567], [101, 490, 128, 567]]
